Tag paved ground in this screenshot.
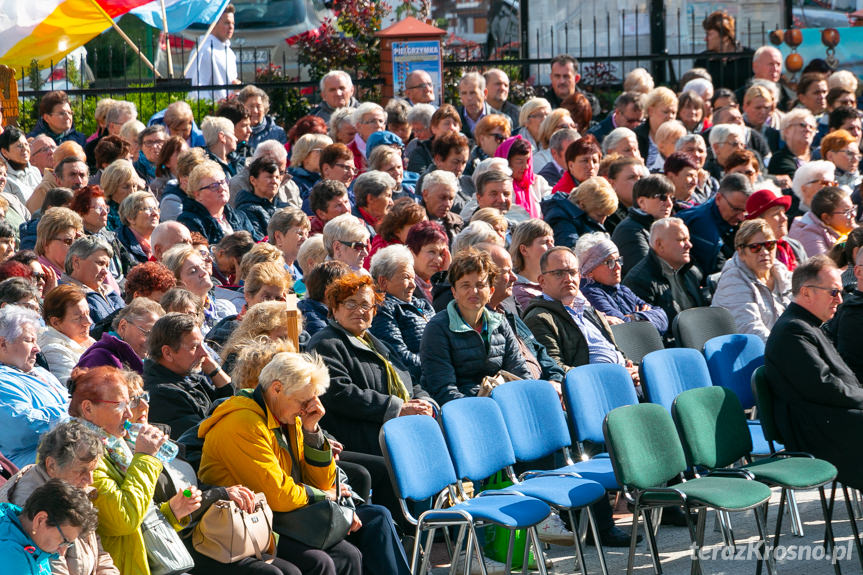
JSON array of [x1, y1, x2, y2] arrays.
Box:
[[424, 485, 862, 574]]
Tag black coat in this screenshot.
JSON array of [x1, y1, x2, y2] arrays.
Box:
[[611, 208, 654, 278], [824, 290, 863, 384], [308, 321, 433, 456], [765, 302, 863, 489], [234, 189, 275, 241], [177, 196, 257, 246]]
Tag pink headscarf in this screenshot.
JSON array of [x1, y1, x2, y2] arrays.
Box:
[[494, 135, 539, 218]]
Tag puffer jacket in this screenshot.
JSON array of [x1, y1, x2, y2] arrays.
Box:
[[177, 195, 257, 246], [711, 253, 792, 341], [288, 166, 321, 200], [419, 300, 531, 405], [198, 387, 336, 512], [369, 294, 435, 383], [788, 210, 842, 257], [308, 321, 434, 455], [234, 189, 277, 241], [248, 116, 287, 149], [298, 299, 328, 337], [541, 192, 607, 248], [0, 501, 55, 574]]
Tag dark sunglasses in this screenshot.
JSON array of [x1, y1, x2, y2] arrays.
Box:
[[743, 240, 777, 254], [649, 194, 670, 202]]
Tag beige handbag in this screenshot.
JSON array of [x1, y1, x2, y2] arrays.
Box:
[[192, 492, 275, 563], [476, 370, 522, 397]]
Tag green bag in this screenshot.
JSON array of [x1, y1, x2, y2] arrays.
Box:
[[477, 471, 536, 569]]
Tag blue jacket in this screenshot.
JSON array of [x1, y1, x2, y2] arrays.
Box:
[[298, 299, 329, 338], [27, 118, 86, 147], [288, 166, 321, 201], [579, 279, 669, 335], [177, 195, 257, 246], [18, 216, 39, 251], [0, 503, 55, 575], [115, 225, 149, 265], [0, 365, 69, 467], [420, 300, 531, 405], [586, 113, 616, 145], [541, 192, 607, 248], [678, 197, 735, 276], [249, 116, 287, 149], [234, 189, 275, 242], [369, 294, 435, 383]]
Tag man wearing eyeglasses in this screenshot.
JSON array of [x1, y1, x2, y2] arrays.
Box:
[[766, 255, 863, 492], [27, 91, 86, 147], [402, 70, 436, 107], [587, 92, 645, 146], [679, 173, 753, 275], [537, 128, 579, 187]]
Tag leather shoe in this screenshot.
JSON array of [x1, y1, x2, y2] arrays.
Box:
[[660, 506, 696, 527], [586, 525, 642, 547]]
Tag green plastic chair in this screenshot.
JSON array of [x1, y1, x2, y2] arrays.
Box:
[[603, 402, 774, 575]]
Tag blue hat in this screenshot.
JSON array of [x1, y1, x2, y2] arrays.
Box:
[[366, 131, 404, 157]]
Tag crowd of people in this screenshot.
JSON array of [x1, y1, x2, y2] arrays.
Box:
[[0, 6, 862, 574]]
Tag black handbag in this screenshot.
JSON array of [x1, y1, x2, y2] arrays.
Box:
[[272, 497, 353, 549]]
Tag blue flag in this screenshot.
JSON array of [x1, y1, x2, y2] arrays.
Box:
[[129, 0, 230, 32]]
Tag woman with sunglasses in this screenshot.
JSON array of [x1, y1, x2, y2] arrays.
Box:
[[467, 114, 511, 176], [77, 297, 165, 374], [575, 232, 668, 336], [789, 186, 857, 257], [34, 207, 83, 281], [712, 218, 792, 340]]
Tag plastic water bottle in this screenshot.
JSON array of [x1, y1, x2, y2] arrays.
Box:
[[293, 278, 307, 298], [124, 421, 179, 464]]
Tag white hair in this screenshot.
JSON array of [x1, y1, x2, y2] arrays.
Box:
[[422, 170, 459, 195], [780, 108, 815, 134], [753, 45, 781, 63], [319, 70, 353, 93], [0, 305, 41, 343], [648, 217, 686, 248], [452, 220, 503, 254], [254, 139, 288, 163], [201, 116, 234, 148], [406, 104, 436, 128], [322, 214, 369, 257], [259, 352, 330, 395], [472, 157, 512, 188], [828, 70, 858, 93], [459, 71, 486, 92], [369, 244, 414, 282], [681, 78, 714, 100], [351, 102, 384, 127], [791, 160, 835, 200], [708, 123, 746, 147], [602, 127, 637, 155]]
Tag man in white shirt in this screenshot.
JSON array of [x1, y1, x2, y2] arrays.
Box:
[[186, 5, 239, 101]]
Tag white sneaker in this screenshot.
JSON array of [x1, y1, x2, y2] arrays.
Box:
[[537, 513, 575, 546], [455, 550, 508, 575]]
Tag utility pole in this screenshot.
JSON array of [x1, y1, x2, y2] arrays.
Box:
[[650, 0, 666, 84]]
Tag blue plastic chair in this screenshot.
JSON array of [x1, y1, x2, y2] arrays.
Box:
[[379, 415, 551, 575], [703, 334, 784, 456], [640, 348, 713, 411], [441, 396, 609, 575], [563, 363, 640, 451]]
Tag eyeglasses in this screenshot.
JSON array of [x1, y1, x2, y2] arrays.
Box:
[[342, 300, 375, 313], [791, 122, 816, 131], [407, 81, 433, 89], [139, 206, 160, 216], [32, 145, 56, 156], [142, 139, 166, 148], [528, 111, 549, 120], [90, 205, 109, 214], [804, 285, 842, 298], [339, 239, 369, 251], [93, 398, 133, 412], [806, 178, 834, 187], [54, 523, 75, 551], [832, 206, 857, 218], [52, 236, 76, 246], [333, 163, 357, 173], [30, 272, 46, 283], [130, 392, 150, 408], [601, 257, 624, 269], [198, 179, 229, 193], [489, 133, 506, 143], [840, 149, 862, 159], [51, 110, 73, 117], [197, 248, 213, 261], [743, 240, 777, 253], [127, 322, 152, 338], [542, 268, 579, 279], [360, 117, 386, 126]]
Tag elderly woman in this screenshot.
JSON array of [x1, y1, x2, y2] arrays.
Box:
[[368, 145, 415, 202], [543, 176, 618, 248], [235, 157, 282, 241], [346, 102, 386, 172], [100, 159, 144, 232], [789, 186, 857, 257], [368, 245, 435, 383], [161, 101, 205, 147], [516, 97, 552, 152], [68, 365, 202, 575], [420, 248, 531, 405], [199, 351, 411, 575], [553, 134, 601, 194], [328, 107, 357, 146], [308, 273, 435, 451], [0, 305, 68, 466], [405, 220, 450, 303], [575, 232, 668, 335], [62, 236, 125, 323], [77, 297, 164, 374], [768, 108, 817, 180], [0, 420, 116, 575], [795, 73, 829, 118], [678, 90, 706, 133], [467, 114, 511, 176], [712, 218, 793, 340], [69, 185, 131, 285], [790, 160, 835, 219], [115, 190, 160, 265], [289, 133, 332, 200], [602, 127, 642, 160], [510, 219, 555, 309], [821, 129, 862, 192], [159, 147, 207, 222], [201, 116, 239, 178], [534, 109, 577, 169], [676, 133, 718, 198], [162, 244, 236, 333], [745, 187, 807, 271], [238, 85, 287, 148], [322, 214, 371, 274], [38, 284, 96, 384], [494, 135, 549, 219], [0, 478, 98, 574], [353, 170, 396, 235], [652, 120, 688, 173], [267, 207, 311, 282], [635, 87, 678, 167], [178, 160, 256, 245], [35, 207, 83, 282]]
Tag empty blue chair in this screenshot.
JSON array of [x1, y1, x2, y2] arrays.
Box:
[[640, 348, 712, 411], [379, 415, 551, 575], [441, 396, 608, 575], [563, 363, 640, 451]]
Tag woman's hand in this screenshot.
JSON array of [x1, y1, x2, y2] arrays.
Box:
[[42, 265, 57, 294], [348, 510, 363, 534], [300, 396, 326, 433], [132, 424, 167, 456], [399, 399, 434, 417], [226, 485, 256, 513], [168, 485, 202, 519], [324, 483, 352, 501], [330, 439, 344, 460]]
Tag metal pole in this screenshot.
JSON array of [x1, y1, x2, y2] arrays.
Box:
[[650, 0, 666, 84]]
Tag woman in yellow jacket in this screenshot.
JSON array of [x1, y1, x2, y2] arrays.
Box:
[[198, 351, 411, 575], [69, 366, 201, 575]]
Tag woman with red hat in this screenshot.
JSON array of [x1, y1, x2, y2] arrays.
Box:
[[745, 186, 807, 271]]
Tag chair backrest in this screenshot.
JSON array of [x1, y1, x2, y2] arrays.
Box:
[[672, 306, 737, 351], [751, 365, 783, 445], [440, 397, 517, 482], [671, 386, 752, 469], [603, 403, 687, 490], [610, 321, 665, 365], [379, 415, 459, 502], [563, 364, 640, 445], [703, 333, 765, 409], [491, 380, 571, 462], [640, 348, 713, 411]]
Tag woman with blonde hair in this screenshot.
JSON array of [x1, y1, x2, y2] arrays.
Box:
[[534, 108, 578, 169], [116, 190, 160, 264], [471, 207, 508, 242], [220, 299, 297, 373], [634, 87, 678, 166], [162, 244, 237, 332], [35, 206, 83, 280], [100, 159, 144, 231], [289, 133, 333, 199], [516, 97, 552, 151], [544, 176, 618, 248]]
